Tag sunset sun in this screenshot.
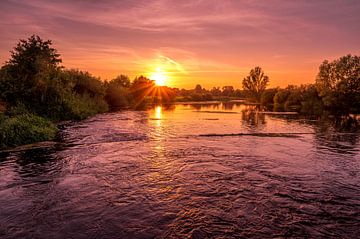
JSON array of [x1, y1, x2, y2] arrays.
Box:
[[150, 68, 168, 86], [152, 73, 166, 86]]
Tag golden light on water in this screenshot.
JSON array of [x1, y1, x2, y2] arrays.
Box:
[[155, 106, 162, 119]]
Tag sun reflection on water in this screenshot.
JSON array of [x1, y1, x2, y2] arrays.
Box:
[[146, 105, 176, 195], [155, 106, 162, 120]]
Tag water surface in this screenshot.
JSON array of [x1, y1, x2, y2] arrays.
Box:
[[1, 103, 359, 238]]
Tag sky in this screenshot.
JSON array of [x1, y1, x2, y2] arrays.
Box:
[[0, 0, 359, 89]]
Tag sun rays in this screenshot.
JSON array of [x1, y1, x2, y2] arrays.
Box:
[[150, 68, 167, 86]]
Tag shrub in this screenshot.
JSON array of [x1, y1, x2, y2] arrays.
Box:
[[0, 113, 58, 149], [316, 54, 360, 114], [274, 89, 291, 111], [62, 93, 108, 120], [261, 88, 278, 110], [105, 76, 132, 109]]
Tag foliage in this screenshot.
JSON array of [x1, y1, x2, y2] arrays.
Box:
[[61, 69, 108, 119], [0, 35, 61, 106], [300, 85, 323, 115], [242, 67, 269, 102], [260, 88, 278, 110], [0, 113, 58, 149], [284, 86, 302, 112], [0, 36, 108, 120], [274, 88, 291, 111], [130, 76, 155, 102], [0, 100, 6, 112], [210, 87, 222, 96], [128, 76, 177, 108], [105, 75, 132, 109], [222, 86, 235, 97], [194, 84, 203, 94], [316, 54, 360, 114], [273, 85, 323, 115]]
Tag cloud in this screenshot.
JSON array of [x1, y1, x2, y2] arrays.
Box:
[[0, 0, 359, 87]]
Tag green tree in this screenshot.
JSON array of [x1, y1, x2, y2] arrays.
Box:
[[316, 54, 360, 114], [260, 88, 278, 109], [242, 66, 269, 102], [284, 86, 302, 112], [0, 35, 62, 106], [109, 75, 131, 88], [105, 75, 132, 109], [300, 84, 323, 115], [273, 88, 291, 111]]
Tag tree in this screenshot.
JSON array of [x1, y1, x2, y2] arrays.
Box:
[[7, 35, 61, 70], [130, 76, 155, 104], [0, 35, 62, 106], [260, 88, 278, 109], [210, 87, 222, 96], [300, 84, 323, 115], [316, 54, 360, 114], [194, 84, 203, 94], [110, 75, 131, 88], [222, 86, 234, 97], [273, 88, 291, 111], [0, 35, 108, 120], [242, 66, 269, 102], [104, 75, 132, 109]]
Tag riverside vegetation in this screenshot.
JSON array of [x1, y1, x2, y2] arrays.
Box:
[[0, 35, 359, 149]]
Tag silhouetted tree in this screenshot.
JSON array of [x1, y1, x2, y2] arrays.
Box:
[[210, 87, 222, 96], [0, 35, 62, 106], [104, 75, 132, 109], [274, 88, 291, 111], [194, 84, 203, 94], [110, 75, 131, 88], [316, 54, 360, 114], [260, 88, 278, 109], [0, 36, 108, 120], [300, 84, 323, 115], [222, 86, 234, 97], [242, 66, 269, 102], [130, 76, 156, 107]]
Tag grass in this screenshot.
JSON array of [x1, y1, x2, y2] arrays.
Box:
[[0, 113, 58, 149]]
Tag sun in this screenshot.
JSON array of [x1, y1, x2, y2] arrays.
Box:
[[150, 68, 167, 86]]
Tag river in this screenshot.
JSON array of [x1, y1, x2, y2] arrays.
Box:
[[1, 102, 359, 238]]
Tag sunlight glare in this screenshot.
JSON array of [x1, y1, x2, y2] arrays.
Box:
[[150, 68, 167, 86], [155, 106, 162, 119]]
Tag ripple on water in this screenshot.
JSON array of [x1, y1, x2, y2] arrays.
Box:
[[0, 104, 360, 238]]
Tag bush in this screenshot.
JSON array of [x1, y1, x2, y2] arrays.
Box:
[[261, 88, 278, 110], [62, 93, 108, 120], [0, 113, 58, 149], [274, 89, 291, 111], [316, 54, 360, 114], [105, 76, 132, 109], [0, 36, 109, 122]]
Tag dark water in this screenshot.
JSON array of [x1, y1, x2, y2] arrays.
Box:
[[1, 103, 360, 238]]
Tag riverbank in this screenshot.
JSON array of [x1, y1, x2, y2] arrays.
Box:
[[0, 113, 58, 149], [2, 101, 359, 151]]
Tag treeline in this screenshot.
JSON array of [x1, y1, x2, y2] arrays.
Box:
[[260, 84, 323, 114], [241, 58, 359, 115], [0, 36, 176, 148], [174, 85, 244, 102], [0, 35, 359, 148]]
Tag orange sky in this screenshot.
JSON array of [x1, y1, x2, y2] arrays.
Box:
[[0, 0, 359, 89]]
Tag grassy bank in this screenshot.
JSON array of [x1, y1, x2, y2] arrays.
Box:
[[0, 113, 58, 149]]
